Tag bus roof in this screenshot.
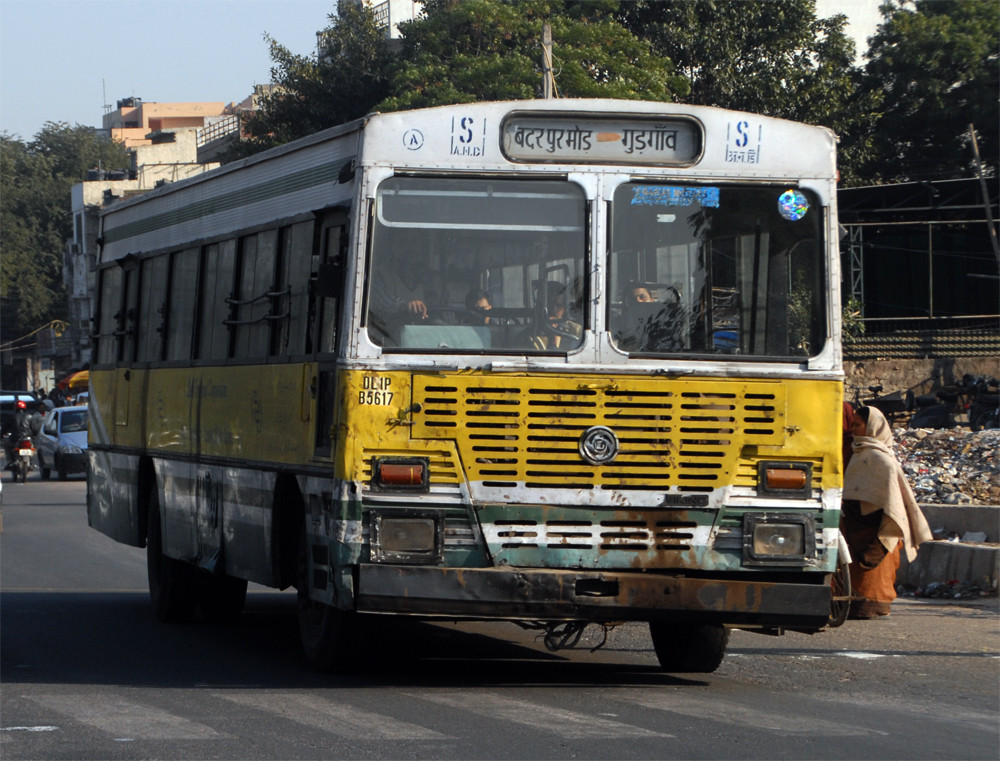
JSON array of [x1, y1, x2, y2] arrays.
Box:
[[99, 99, 836, 263]]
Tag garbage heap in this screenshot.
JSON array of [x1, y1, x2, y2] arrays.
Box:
[[892, 428, 1000, 505]]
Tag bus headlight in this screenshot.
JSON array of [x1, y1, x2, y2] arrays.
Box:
[[742, 513, 815, 565], [371, 510, 442, 564]]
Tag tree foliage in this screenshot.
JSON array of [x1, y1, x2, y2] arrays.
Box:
[[0, 123, 129, 343], [233, 2, 393, 156], [615, 0, 878, 185], [196, 0, 1000, 187], [859, 0, 999, 182], [377, 0, 688, 111]]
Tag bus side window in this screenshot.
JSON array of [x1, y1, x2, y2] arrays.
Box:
[[231, 230, 276, 358], [118, 262, 139, 364], [137, 254, 168, 362], [197, 240, 236, 360], [165, 247, 199, 361], [96, 267, 123, 365], [273, 221, 313, 357]]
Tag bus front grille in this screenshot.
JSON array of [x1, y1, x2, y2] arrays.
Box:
[[411, 375, 788, 492]]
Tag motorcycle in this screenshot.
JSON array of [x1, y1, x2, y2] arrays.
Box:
[[909, 386, 962, 429], [967, 375, 999, 431], [10, 437, 35, 483], [908, 374, 1000, 430]]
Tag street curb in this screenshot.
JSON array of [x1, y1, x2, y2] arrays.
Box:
[[898, 504, 1000, 592]]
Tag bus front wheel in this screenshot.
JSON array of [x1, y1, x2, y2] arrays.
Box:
[[146, 485, 198, 623], [649, 621, 729, 673], [296, 530, 357, 672]]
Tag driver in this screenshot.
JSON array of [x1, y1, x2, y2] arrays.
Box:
[[525, 282, 582, 350]]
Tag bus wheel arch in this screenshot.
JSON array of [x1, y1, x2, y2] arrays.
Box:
[[145, 473, 198, 623], [272, 474, 305, 590], [296, 524, 359, 672], [136, 456, 157, 548]]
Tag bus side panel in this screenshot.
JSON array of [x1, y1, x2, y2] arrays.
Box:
[[87, 371, 144, 546], [142, 364, 318, 586]]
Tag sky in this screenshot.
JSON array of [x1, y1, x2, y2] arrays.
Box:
[[0, 0, 885, 142], [0, 0, 334, 140]]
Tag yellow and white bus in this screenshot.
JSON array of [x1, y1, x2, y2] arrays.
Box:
[[89, 99, 845, 672]]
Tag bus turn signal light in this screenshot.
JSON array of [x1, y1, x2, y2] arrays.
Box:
[[373, 457, 429, 491], [756, 461, 812, 497], [765, 468, 808, 490]]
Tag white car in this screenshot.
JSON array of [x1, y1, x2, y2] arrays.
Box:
[[34, 406, 88, 480]]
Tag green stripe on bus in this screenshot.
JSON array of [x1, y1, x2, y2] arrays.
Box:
[[103, 160, 348, 245]]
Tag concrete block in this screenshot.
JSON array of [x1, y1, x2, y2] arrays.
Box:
[[918, 504, 1000, 542], [899, 540, 1000, 590]]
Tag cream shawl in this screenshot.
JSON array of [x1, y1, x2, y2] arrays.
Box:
[[843, 406, 933, 561]]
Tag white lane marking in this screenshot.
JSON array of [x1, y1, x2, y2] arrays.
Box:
[[410, 691, 671, 739], [1, 726, 59, 732], [27, 694, 225, 740], [617, 691, 887, 737], [216, 692, 449, 740]]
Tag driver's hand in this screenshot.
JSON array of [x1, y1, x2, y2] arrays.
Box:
[[406, 300, 428, 319]]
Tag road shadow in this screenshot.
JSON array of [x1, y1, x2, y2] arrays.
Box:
[[0, 591, 702, 690]]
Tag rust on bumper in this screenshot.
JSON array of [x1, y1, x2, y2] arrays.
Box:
[[356, 564, 831, 628]]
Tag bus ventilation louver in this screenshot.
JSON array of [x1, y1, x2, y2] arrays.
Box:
[[410, 376, 787, 492]]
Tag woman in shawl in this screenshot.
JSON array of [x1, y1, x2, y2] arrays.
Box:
[[841, 406, 933, 618]]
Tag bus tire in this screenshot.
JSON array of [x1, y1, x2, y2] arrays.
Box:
[[296, 529, 356, 672], [146, 484, 198, 623], [197, 572, 247, 624], [828, 550, 852, 628], [649, 621, 729, 673]]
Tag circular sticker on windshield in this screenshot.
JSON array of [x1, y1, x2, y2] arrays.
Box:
[[778, 189, 809, 221]]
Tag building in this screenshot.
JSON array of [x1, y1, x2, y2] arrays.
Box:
[[103, 96, 228, 147], [59, 99, 244, 371], [348, 0, 421, 40]]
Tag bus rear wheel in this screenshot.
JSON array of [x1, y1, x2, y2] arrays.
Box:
[[296, 529, 356, 672], [649, 621, 729, 673], [146, 485, 198, 623]]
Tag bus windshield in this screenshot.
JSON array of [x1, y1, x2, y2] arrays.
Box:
[[366, 176, 587, 353], [609, 183, 827, 358]]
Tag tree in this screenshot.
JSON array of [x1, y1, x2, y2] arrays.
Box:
[[616, 1, 855, 118], [0, 123, 129, 347], [859, 0, 999, 183], [615, 0, 876, 184], [234, 2, 393, 155], [378, 0, 688, 111]]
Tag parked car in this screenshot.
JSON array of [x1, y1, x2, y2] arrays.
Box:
[[34, 406, 88, 480]]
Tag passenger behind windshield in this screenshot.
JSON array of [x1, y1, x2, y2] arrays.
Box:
[[613, 282, 686, 353]]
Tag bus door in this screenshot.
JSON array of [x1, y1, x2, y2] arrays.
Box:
[[311, 210, 348, 459]]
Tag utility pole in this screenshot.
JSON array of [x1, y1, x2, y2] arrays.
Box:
[[541, 23, 556, 99], [968, 123, 1000, 267]]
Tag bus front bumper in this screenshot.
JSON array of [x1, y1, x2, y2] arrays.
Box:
[[356, 564, 831, 628]]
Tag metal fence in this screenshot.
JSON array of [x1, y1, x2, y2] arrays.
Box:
[[845, 329, 1000, 360]]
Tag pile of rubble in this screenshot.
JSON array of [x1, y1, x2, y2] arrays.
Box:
[[892, 428, 1000, 505], [909, 579, 993, 599]]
